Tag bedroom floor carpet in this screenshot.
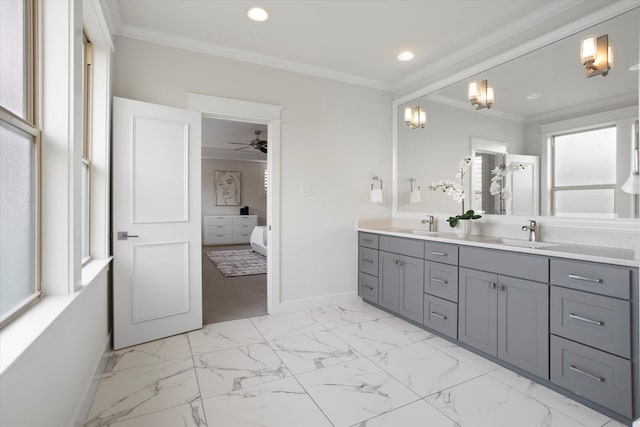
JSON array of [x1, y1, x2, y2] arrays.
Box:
[[202, 244, 267, 325]]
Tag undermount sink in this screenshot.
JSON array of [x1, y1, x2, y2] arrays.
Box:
[[411, 229, 442, 236], [495, 238, 559, 249]]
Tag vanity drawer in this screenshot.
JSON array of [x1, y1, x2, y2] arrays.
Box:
[[423, 294, 458, 339], [359, 232, 379, 249], [550, 286, 630, 358], [379, 235, 424, 258], [205, 215, 233, 225], [359, 272, 379, 304], [460, 246, 548, 283], [359, 247, 379, 276], [550, 259, 630, 300], [425, 242, 458, 265], [550, 335, 632, 418], [424, 261, 459, 302]]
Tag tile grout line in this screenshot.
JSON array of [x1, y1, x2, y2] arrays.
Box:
[[187, 332, 210, 427]]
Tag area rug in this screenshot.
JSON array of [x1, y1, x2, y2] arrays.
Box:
[[206, 249, 267, 277]]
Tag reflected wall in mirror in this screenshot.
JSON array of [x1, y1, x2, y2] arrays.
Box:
[[396, 6, 639, 219]]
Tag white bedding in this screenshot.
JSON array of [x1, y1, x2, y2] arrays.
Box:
[[250, 226, 267, 257]]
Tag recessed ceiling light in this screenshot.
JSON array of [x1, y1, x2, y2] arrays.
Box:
[[247, 7, 269, 22], [397, 51, 415, 61], [629, 63, 640, 71], [527, 92, 542, 100]]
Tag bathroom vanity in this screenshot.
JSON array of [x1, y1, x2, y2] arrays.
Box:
[[357, 226, 639, 424]]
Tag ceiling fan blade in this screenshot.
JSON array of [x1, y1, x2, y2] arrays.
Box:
[[233, 146, 250, 151], [227, 142, 250, 145]]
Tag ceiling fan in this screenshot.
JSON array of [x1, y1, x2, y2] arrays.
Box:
[[228, 130, 268, 153]]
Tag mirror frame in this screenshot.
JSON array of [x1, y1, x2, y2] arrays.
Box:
[[391, 2, 640, 227]]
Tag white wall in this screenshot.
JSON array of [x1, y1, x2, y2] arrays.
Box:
[[114, 36, 392, 305], [202, 159, 267, 224]]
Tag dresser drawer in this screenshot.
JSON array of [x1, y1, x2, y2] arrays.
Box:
[[425, 242, 458, 265], [359, 272, 379, 304], [205, 233, 234, 245], [424, 261, 459, 302], [460, 246, 548, 283], [232, 232, 251, 243], [550, 335, 632, 418], [205, 215, 233, 225], [550, 259, 631, 300], [233, 215, 258, 226], [423, 294, 458, 339], [359, 232, 379, 250], [379, 235, 424, 258], [359, 247, 379, 276], [206, 224, 232, 234], [233, 224, 255, 233], [550, 286, 630, 358]]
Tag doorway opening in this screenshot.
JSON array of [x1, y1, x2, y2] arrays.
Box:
[[201, 118, 268, 324]]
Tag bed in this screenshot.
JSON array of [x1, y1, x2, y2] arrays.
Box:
[[250, 226, 267, 257]]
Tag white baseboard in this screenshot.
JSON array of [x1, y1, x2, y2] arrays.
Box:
[[271, 291, 360, 314], [70, 333, 111, 427]]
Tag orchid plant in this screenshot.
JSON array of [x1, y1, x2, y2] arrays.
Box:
[[489, 162, 526, 214], [429, 157, 482, 227]]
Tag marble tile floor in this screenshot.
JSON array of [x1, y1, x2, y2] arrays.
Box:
[[85, 301, 626, 427]]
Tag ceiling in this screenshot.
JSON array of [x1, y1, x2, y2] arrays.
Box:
[[102, 0, 624, 94], [201, 118, 268, 161]]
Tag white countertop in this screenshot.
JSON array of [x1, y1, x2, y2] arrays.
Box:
[[357, 224, 639, 268]]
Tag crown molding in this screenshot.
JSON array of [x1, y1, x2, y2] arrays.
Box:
[[392, 0, 583, 93], [97, 0, 122, 39], [117, 23, 392, 92], [393, 0, 640, 103], [425, 94, 525, 123]]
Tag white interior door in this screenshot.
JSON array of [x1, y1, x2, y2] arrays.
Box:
[[506, 153, 540, 216], [113, 97, 202, 350]]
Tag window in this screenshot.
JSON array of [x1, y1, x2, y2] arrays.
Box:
[[0, 0, 41, 327], [551, 126, 616, 216], [81, 32, 93, 262]]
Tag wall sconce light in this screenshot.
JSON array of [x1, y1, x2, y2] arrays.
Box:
[[468, 80, 494, 110], [404, 106, 426, 129], [370, 176, 384, 203], [622, 121, 639, 195], [580, 34, 613, 77], [409, 178, 421, 204]]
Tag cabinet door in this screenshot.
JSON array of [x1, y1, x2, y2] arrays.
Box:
[[379, 251, 400, 312], [399, 255, 424, 323], [498, 276, 549, 380], [459, 268, 498, 357]]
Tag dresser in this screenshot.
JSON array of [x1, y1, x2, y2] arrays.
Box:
[[203, 215, 258, 245]]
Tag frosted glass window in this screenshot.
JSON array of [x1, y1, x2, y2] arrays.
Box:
[[554, 189, 615, 217], [0, 0, 26, 119], [0, 121, 35, 318], [553, 127, 616, 187]]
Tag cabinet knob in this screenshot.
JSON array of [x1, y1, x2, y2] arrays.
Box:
[[489, 282, 497, 289], [497, 284, 506, 291]]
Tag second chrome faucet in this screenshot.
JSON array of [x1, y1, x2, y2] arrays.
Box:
[[522, 220, 537, 242]]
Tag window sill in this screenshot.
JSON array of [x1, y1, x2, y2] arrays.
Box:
[[0, 257, 112, 374]]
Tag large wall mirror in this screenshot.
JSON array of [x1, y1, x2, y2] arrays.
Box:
[[396, 6, 639, 220]]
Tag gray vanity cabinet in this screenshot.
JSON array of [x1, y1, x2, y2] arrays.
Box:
[[378, 236, 425, 323], [458, 248, 550, 380], [358, 232, 379, 304], [379, 251, 424, 323]]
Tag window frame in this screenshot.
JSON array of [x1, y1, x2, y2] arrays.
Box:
[[550, 125, 617, 216], [81, 31, 93, 265], [0, 0, 42, 329]]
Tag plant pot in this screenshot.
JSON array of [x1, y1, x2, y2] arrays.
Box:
[[454, 219, 472, 238]]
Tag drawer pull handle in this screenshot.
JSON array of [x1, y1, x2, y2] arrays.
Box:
[[364, 259, 374, 264], [569, 365, 605, 383], [432, 251, 447, 256], [431, 311, 447, 320], [363, 285, 374, 291], [432, 277, 448, 284], [394, 260, 405, 266], [568, 274, 603, 284], [497, 284, 506, 292], [569, 313, 604, 326], [489, 282, 497, 289]]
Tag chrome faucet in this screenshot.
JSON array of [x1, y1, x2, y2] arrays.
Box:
[[421, 215, 435, 231], [522, 220, 537, 242]]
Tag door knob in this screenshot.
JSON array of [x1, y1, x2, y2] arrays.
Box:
[[117, 231, 140, 240]]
